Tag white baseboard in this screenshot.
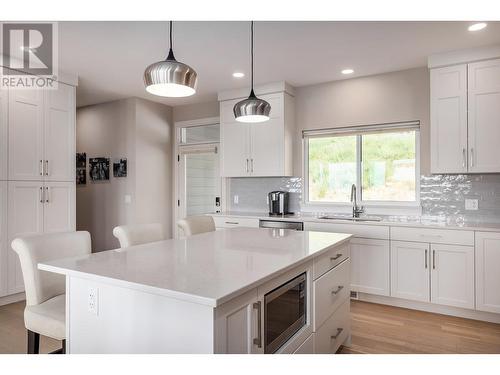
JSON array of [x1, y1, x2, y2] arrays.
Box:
[[0, 292, 25, 306], [357, 293, 500, 324]]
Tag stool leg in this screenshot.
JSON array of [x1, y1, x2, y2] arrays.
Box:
[[27, 330, 40, 354], [62, 340, 66, 354]]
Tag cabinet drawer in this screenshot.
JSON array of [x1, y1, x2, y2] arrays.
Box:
[[212, 216, 259, 229], [293, 334, 314, 354], [390, 226, 473, 246], [313, 242, 350, 280], [314, 299, 350, 354], [313, 259, 350, 330], [305, 222, 389, 240]]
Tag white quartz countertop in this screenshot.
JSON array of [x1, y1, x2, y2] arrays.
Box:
[[211, 211, 500, 232], [38, 228, 351, 307]]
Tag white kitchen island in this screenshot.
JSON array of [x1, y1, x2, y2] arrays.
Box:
[[39, 227, 352, 354]]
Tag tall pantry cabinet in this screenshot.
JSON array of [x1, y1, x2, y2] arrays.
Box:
[[0, 80, 76, 298]]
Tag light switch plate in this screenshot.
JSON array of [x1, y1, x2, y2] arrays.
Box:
[[124, 195, 132, 204], [465, 199, 479, 210], [233, 195, 239, 204]]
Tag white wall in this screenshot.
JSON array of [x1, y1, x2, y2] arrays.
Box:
[[173, 101, 219, 122], [76, 98, 173, 251]]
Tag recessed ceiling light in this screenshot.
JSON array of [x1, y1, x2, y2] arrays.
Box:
[[341, 69, 354, 75], [468, 23, 487, 32], [232, 72, 245, 78]]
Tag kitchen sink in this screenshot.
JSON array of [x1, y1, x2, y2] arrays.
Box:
[[318, 214, 383, 222]]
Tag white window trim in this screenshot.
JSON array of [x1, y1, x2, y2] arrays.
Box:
[[302, 122, 422, 216]]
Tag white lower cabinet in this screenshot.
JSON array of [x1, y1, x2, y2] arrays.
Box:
[[214, 288, 263, 354], [6, 180, 75, 294], [475, 232, 500, 313], [391, 241, 430, 302], [212, 216, 259, 229], [314, 299, 350, 354], [430, 243, 475, 309], [0, 181, 7, 297], [350, 238, 390, 296]]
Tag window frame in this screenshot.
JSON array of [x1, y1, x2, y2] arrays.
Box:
[[303, 122, 421, 211]]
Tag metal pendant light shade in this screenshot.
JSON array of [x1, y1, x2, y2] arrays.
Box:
[[144, 22, 198, 97], [233, 21, 270, 123]]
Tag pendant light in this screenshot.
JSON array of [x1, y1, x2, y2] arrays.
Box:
[[233, 21, 271, 123], [144, 21, 198, 97]]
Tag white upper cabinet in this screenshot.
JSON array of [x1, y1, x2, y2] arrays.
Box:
[[8, 88, 44, 181], [0, 89, 7, 181], [44, 83, 76, 181], [0, 181, 7, 297], [430, 57, 500, 173], [475, 232, 500, 314], [8, 84, 76, 182], [430, 65, 468, 173], [467, 58, 500, 173], [219, 86, 295, 177], [430, 244, 474, 309]]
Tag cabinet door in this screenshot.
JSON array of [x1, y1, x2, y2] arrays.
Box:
[[468, 59, 500, 173], [430, 244, 474, 309], [7, 181, 44, 294], [0, 181, 7, 296], [220, 121, 250, 177], [0, 89, 7, 181], [391, 241, 430, 302], [214, 289, 262, 353], [44, 83, 75, 181], [475, 232, 500, 313], [430, 65, 468, 173], [8, 88, 44, 180], [43, 181, 75, 233], [350, 238, 390, 296]]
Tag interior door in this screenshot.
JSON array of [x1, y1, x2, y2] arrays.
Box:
[[7, 181, 44, 294], [468, 58, 500, 172], [0, 88, 7, 181], [44, 83, 75, 182], [430, 243, 474, 309], [8, 88, 44, 180], [430, 65, 468, 173], [350, 238, 390, 296], [177, 144, 221, 236], [391, 241, 430, 302], [43, 181, 76, 233]]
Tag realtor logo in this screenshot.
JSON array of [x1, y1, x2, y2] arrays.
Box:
[[1, 22, 58, 88]]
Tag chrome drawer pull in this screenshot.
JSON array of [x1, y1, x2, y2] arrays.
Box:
[[331, 285, 344, 295], [225, 221, 239, 225], [330, 328, 343, 340], [330, 254, 342, 261]]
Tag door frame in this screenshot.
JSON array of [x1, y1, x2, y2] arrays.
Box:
[[173, 117, 225, 238]]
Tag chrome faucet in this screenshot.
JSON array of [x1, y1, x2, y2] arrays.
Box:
[[350, 184, 364, 218]]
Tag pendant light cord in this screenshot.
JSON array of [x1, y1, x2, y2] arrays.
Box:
[[250, 21, 255, 98], [167, 20, 175, 61]]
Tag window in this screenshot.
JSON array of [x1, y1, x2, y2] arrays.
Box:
[[180, 123, 220, 145], [305, 122, 419, 205]]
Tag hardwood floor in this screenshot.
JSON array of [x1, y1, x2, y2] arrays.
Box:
[[0, 301, 60, 354], [341, 300, 500, 354], [1, 299, 500, 354]]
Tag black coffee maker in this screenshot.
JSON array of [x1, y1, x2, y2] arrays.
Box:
[[268, 191, 290, 216]]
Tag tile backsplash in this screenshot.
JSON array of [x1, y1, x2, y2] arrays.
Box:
[[229, 174, 500, 223]]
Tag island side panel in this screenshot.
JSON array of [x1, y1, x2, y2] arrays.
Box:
[[67, 276, 215, 353]]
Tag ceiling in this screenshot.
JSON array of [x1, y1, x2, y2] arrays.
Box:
[[58, 21, 500, 108]]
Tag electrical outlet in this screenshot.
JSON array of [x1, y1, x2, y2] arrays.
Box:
[[233, 195, 239, 204], [124, 195, 132, 204], [88, 287, 99, 316], [465, 199, 479, 211]]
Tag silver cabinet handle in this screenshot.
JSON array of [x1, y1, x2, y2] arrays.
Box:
[[331, 285, 344, 295], [250, 158, 254, 173], [246, 159, 249, 173], [39, 160, 43, 176], [425, 249, 428, 269], [45, 187, 49, 203], [462, 148, 466, 168], [45, 160, 49, 176], [470, 148, 474, 167], [253, 301, 262, 348], [225, 221, 239, 225], [432, 250, 436, 270], [330, 253, 343, 261], [330, 328, 343, 340], [39, 187, 43, 203]]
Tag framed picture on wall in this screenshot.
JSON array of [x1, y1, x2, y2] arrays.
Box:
[[89, 157, 110, 181], [76, 152, 87, 185], [113, 158, 127, 177]]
